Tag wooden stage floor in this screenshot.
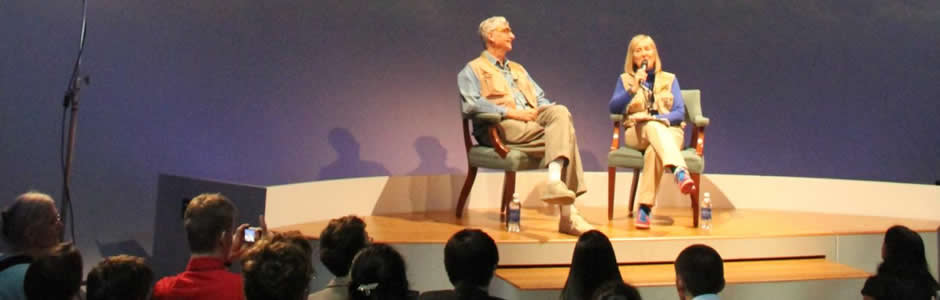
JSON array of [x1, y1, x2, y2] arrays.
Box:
[[273, 207, 940, 244]]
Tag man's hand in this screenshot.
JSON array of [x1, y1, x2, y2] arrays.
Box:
[[226, 215, 267, 262], [227, 223, 251, 263], [506, 108, 537, 122]]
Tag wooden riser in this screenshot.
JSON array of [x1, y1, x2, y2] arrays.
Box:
[[276, 207, 939, 266], [495, 258, 870, 290]]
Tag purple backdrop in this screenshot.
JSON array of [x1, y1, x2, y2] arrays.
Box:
[[1, 1, 938, 261]]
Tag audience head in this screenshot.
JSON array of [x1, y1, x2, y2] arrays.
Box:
[[624, 34, 662, 75], [444, 229, 499, 289], [183, 193, 236, 256], [1, 191, 62, 254], [875, 225, 938, 297], [242, 231, 315, 300], [86, 255, 154, 300], [674, 244, 724, 299], [881, 225, 930, 270], [349, 243, 411, 300], [592, 280, 642, 300], [320, 215, 369, 277], [562, 230, 623, 300], [23, 242, 83, 300]]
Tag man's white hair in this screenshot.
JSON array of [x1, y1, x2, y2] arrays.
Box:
[[478, 16, 508, 48]]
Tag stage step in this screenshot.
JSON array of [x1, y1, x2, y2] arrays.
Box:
[[494, 258, 870, 290]]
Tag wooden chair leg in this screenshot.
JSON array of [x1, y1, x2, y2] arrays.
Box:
[[608, 167, 616, 220], [501, 171, 517, 224], [628, 169, 640, 218], [456, 166, 478, 218], [690, 172, 702, 228]]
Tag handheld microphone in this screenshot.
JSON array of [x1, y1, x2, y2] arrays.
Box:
[[638, 60, 651, 92]]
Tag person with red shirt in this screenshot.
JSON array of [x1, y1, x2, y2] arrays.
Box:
[[153, 193, 257, 300]]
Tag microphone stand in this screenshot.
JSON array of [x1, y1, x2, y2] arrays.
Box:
[[61, 0, 90, 242]]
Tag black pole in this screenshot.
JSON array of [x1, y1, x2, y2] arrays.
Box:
[[60, 0, 89, 242]]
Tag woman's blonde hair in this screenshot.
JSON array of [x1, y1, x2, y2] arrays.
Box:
[[623, 34, 662, 76]]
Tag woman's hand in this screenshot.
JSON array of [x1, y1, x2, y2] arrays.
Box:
[[635, 69, 648, 86]]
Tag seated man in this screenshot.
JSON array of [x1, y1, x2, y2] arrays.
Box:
[[153, 193, 253, 300], [86, 255, 154, 300], [420, 229, 503, 300], [308, 215, 370, 300], [674, 244, 725, 300], [243, 231, 315, 300], [458, 16, 593, 235]]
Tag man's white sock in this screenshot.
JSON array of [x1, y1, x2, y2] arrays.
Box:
[[548, 159, 564, 182], [560, 204, 575, 217]]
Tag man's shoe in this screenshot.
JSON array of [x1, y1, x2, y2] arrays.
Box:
[[559, 213, 594, 236], [541, 181, 576, 205], [675, 168, 696, 195], [635, 206, 651, 230]]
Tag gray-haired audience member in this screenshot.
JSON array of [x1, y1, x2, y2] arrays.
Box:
[[349, 244, 418, 300], [23, 242, 83, 300], [592, 280, 642, 300], [674, 244, 724, 300], [419, 229, 503, 300], [310, 215, 370, 300], [86, 255, 154, 300], [0, 191, 63, 300], [862, 225, 938, 300], [243, 231, 315, 300]]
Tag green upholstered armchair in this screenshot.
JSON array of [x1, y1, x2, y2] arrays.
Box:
[[607, 89, 710, 227], [456, 112, 542, 221]]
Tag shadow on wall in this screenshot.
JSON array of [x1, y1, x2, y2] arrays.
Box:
[[409, 136, 462, 175], [318, 128, 390, 180], [369, 136, 467, 214], [370, 175, 465, 215]]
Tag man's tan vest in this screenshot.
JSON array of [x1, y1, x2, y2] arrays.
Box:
[[619, 71, 676, 127], [468, 52, 538, 110]]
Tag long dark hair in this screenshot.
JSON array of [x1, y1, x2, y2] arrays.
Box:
[[561, 230, 623, 300], [349, 244, 411, 300], [875, 225, 939, 298]]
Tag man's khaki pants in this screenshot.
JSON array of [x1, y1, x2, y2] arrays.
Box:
[[497, 105, 586, 196]]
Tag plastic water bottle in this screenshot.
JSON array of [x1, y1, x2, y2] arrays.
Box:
[[507, 193, 521, 232], [700, 192, 712, 230]]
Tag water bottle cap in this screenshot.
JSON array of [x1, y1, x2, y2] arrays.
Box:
[[704, 192, 711, 197], [512, 193, 519, 198]]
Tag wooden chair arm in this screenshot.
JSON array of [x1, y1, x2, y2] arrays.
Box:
[[464, 112, 509, 158], [488, 125, 510, 158], [610, 121, 621, 151], [609, 114, 623, 151], [692, 126, 706, 157]]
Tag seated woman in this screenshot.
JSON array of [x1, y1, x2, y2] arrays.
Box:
[[349, 244, 418, 300], [608, 34, 694, 230], [561, 230, 624, 300], [862, 225, 939, 300]]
